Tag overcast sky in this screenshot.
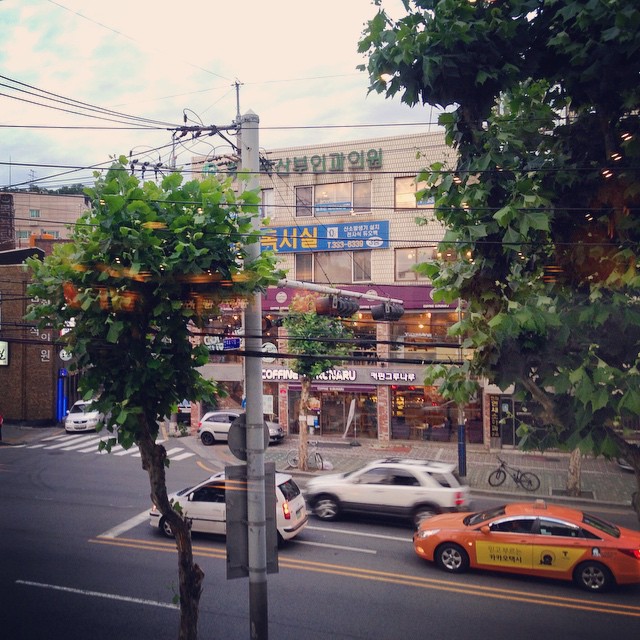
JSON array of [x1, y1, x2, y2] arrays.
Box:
[[1, 0, 440, 189]]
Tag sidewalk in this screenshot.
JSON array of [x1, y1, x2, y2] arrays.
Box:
[[2, 423, 636, 510], [264, 435, 637, 510]]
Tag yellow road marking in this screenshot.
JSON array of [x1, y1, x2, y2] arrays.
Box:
[[91, 536, 640, 618]]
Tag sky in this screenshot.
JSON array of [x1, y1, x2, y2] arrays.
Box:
[[1, 0, 440, 190]]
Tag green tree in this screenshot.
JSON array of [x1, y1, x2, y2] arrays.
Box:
[[283, 294, 354, 470], [359, 0, 640, 515], [26, 158, 282, 639]]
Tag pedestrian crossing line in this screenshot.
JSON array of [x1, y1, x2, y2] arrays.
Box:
[[39, 435, 98, 450], [27, 434, 194, 462], [59, 437, 104, 452], [40, 434, 80, 443]]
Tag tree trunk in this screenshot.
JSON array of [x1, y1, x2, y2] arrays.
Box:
[[566, 447, 582, 497], [137, 416, 204, 640], [297, 377, 311, 471]]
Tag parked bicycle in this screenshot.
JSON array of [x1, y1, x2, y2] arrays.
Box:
[[286, 440, 324, 470], [488, 456, 540, 492]]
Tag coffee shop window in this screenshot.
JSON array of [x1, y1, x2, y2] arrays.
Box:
[[390, 310, 459, 359]]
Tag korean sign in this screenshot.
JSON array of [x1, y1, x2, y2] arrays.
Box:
[[261, 220, 389, 254], [271, 149, 382, 175]]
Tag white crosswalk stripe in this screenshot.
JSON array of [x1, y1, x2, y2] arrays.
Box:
[[26, 434, 195, 462]]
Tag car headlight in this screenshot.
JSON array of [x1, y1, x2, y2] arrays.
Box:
[[415, 529, 440, 540]]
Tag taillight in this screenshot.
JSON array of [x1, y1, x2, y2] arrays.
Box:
[[619, 548, 640, 560], [281, 501, 291, 520], [455, 491, 465, 507]]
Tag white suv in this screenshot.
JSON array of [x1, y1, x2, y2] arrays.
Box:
[[304, 458, 471, 528]]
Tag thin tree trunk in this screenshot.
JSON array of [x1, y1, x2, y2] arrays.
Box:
[[137, 416, 204, 640], [298, 377, 311, 471], [566, 447, 582, 497]]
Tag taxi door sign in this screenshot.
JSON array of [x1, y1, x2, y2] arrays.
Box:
[[477, 541, 586, 572], [533, 547, 585, 572], [476, 542, 533, 568]]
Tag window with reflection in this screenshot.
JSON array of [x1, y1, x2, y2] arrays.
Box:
[[395, 247, 436, 281], [390, 310, 459, 359], [294, 182, 372, 216], [295, 251, 371, 284], [395, 177, 433, 209]]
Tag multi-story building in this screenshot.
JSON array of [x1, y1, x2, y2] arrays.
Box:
[[5, 191, 88, 247], [193, 132, 490, 445]]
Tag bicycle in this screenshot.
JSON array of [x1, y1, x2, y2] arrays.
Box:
[[488, 456, 540, 491], [286, 440, 324, 470]]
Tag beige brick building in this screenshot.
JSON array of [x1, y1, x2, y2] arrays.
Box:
[[194, 132, 488, 445]]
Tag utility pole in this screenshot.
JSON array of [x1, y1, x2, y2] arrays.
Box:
[[238, 110, 269, 640]]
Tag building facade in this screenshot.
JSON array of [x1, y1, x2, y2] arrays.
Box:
[[193, 132, 489, 445], [4, 191, 89, 247]]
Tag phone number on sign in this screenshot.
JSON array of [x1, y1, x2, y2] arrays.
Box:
[[327, 240, 365, 249]]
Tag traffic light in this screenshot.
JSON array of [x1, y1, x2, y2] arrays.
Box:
[[370, 302, 404, 321], [315, 295, 360, 318]]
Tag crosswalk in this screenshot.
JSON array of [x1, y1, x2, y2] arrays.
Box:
[[27, 433, 196, 462]]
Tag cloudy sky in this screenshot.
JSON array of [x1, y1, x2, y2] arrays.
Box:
[[1, 0, 440, 189]]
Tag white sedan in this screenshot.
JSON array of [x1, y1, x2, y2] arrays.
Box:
[[149, 471, 308, 543], [196, 410, 284, 445]]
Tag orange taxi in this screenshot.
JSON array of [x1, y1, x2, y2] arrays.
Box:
[[413, 500, 640, 591]]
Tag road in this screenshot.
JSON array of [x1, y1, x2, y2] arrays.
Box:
[[1, 436, 639, 639]]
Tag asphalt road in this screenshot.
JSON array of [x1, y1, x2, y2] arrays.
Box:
[[1, 437, 639, 639]]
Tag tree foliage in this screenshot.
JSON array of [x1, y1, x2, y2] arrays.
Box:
[[359, 0, 640, 511], [283, 294, 353, 469], [25, 158, 283, 639]]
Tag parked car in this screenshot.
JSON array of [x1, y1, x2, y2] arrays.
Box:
[[196, 410, 284, 445], [304, 457, 471, 528], [64, 400, 104, 433], [413, 500, 640, 592], [149, 471, 308, 543]]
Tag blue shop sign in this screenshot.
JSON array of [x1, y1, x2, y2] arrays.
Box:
[[261, 220, 389, 254]]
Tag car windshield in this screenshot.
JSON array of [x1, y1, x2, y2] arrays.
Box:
[[69, 404, 88, 414], [464, 505, 506, 526], [582, 512, 620, 538]]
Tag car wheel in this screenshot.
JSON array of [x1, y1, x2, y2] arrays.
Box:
[[200, 431, 215, 446], [435, 543, 469, 573], [574, 561, 614, 592], [159, 517, 175, 539], [413, 505, 439, 528], [313, 495, 340, 521]]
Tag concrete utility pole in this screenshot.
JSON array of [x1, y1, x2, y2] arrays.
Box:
[[238, 110, 269, 640]]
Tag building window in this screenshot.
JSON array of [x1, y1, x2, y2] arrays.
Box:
[[353, 181, 371, 214], [395, 247, 435, 281], [261, 188, 274, 219], [41, 230, 60, 238], [29, 209, 41, 218], [295, 253, 313, 280], [16, 230, 30, 239], [295, 186, 313, 217], [295, 182, 372, 217], [295, 251, 371, 284], [395, 177, 433, 209]]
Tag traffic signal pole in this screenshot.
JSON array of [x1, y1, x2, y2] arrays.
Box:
[[239, 110, 269, 640]]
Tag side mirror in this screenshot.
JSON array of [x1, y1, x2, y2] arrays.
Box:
[[481, 525, 491, 535]]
